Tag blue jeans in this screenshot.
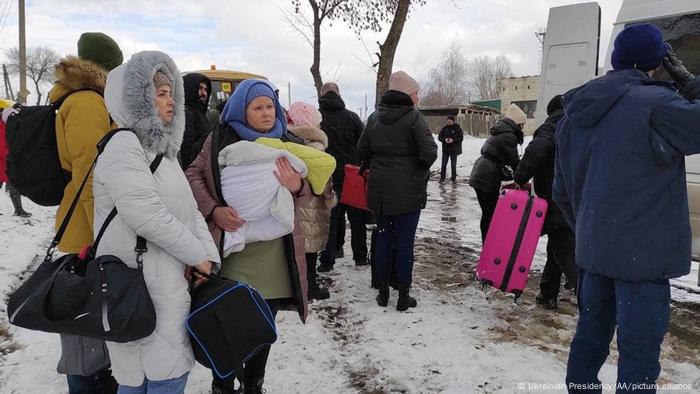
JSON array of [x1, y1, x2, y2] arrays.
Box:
[[117, 372, 189, 394], [566, 270, 670, 393], [375, 211, 421, 285]]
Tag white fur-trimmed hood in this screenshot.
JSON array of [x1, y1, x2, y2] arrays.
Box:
[[104, 51, 185, 158]]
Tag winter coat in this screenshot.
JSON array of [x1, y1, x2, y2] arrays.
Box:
[[468, 118, 523, 194], [95, 51, 220, 387], [289, 124, 337, 253], [513, 110, 569, 232], [318, 91, 364, 191], [255, 137, 336, 195], [219, 141, 308, 256], [181, 73, 213, 169], [186, 123, 311, 322], [357, 90, 438, 216], [438, 123, 464, 155], [49, 56, 114, 253], [554, 69, 700, 281], [0, 120, 7, 183]]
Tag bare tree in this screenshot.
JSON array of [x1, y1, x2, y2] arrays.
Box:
[[466, 55, 513, 100], [336, 0, 425, 106], [286, 0, 347, 96], [422, 40, 471, 106], [5, 46, 60, 105]]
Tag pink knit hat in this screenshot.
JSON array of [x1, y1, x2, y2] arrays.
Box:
[[288, 101, 322, 128]]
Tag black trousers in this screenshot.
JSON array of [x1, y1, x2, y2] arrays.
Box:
[[320, 204, 367, 265], [440, 152, 458, 180], [539, 227, 578, 298], [474, 189, 499, 243]]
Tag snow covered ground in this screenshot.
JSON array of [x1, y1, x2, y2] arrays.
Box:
[[0, 137, 698, 393]]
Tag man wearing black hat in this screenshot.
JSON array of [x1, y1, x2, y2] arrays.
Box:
[[437, 115, 463, 183], [514, 95, 577, 311], [180, 73, 213, 169], [554, 23, 700, 390]]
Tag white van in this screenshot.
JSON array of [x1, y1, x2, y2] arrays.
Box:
[[536, 0, 700, 283]]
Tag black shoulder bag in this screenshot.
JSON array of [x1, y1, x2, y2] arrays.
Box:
[[6, 128, 162, 343]]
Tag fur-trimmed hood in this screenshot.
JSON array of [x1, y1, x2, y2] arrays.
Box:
[[288, 124, 328, 151], [104, 51, 185, 158], [48, 56, 107, 103]]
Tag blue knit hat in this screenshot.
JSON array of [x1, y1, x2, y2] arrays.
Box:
[[222, 79, 286, 141], [611, 24, 667, 72]]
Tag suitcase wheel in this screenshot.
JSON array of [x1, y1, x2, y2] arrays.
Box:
[[518, 266, 526, 273], [494, 258, 501, 265], [513, 290, 524, 305], [510, 203, 518, 210], [536, 210, 543, 218]]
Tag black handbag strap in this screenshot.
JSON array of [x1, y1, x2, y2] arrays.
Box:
[[45, 128, 163, 264]]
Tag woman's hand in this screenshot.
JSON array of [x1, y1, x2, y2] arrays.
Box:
[[185, 260, 213, 287], [274, 157, 303, 194], [212, 206, 245, 232]]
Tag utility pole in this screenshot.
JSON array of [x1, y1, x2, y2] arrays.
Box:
[[18, 0, 28, 104], [287, 82, 291, 108]]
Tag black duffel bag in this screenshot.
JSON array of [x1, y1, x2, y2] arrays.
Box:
[[6, 128, 160, 343], [187, 274, 277, 380]]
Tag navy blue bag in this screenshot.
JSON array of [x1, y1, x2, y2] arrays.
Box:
[[187, 274, 277, 380]]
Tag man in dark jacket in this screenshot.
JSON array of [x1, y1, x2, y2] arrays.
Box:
[[180, 73, 212, 169], [554, 24, 700, 390], [358, 71, 437, 311], [438, 115, 464, 182], [514, 95, 577, 310], [469, 103, 527, 242], [318, 82, 368, 271]]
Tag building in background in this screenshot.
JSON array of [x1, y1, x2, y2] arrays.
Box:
[[499, 75, 540, 134], [419, 104, 501, 138]]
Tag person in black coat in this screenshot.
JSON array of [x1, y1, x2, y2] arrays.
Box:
[[469, 103, 527, 242], [317, 82, 368, 271], [513, 95, 578, 310], [180, 73, 212, 169], [438, 115, 464, 182], [358, 71, 438, 311]]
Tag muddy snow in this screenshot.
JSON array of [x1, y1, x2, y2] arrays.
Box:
[[1, 137, 699, 393]]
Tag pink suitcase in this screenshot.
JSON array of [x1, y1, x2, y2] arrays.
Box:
[[476, 189, 548, 298]]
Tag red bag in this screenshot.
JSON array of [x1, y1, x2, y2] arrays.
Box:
[[340, 164, 370, 211]]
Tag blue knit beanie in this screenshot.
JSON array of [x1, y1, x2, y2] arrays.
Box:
[[222, 79, 286, 141], [611, 24, 667, 72]]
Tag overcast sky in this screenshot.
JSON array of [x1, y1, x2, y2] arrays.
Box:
[[0, 0, 624, 113]]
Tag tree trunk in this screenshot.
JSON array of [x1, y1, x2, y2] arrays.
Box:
[[309, 1, 324, 97], [32, 78, 41, 105], [374, 0, 411, 107]]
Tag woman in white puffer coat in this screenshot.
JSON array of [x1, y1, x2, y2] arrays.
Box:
[[93, 50, 220, 393]]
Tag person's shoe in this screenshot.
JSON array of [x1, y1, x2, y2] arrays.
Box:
[[451, 178, 457, 183], [376, 282, 389, 307], [535, 292, 558, 310], [13, 209, 31, 218], [336, 249, 344, 258], [355, 258, 369, 267], [308, 284, 330, 300], [396, 284, 417, 311], [439, 178, 445, 183], [244, 377, 265, 394], [317, 262, 334, 273]]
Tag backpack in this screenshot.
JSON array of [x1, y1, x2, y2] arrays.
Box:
[[5, 90, 98, 206]]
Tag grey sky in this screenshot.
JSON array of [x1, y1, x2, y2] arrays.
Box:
[[0, 0, 624, 113]]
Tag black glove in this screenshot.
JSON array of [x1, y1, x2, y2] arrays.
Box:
[[662, 43, 694, 89], [680, 76, 700, 101]]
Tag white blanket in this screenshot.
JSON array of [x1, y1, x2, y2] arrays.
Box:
[[219, 141, 308, 257]]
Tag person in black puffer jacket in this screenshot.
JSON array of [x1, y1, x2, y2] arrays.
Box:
[[469, 103, 527, 242], [358, 71, 438, 311], [513, 95, 578, 310], [438, 115, 464, 182], [180, 72, 212, 169], [317, 83, 368, 271]]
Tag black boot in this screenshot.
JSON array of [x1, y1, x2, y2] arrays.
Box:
[[317, 261, 334, 273], [396, 283, 417, 311], [243, 377, 265, 394], [307, 253, 330, 301], [535, 292, 558, 310], [376, 282, 389, 307], [9, 188, 31, 218]]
